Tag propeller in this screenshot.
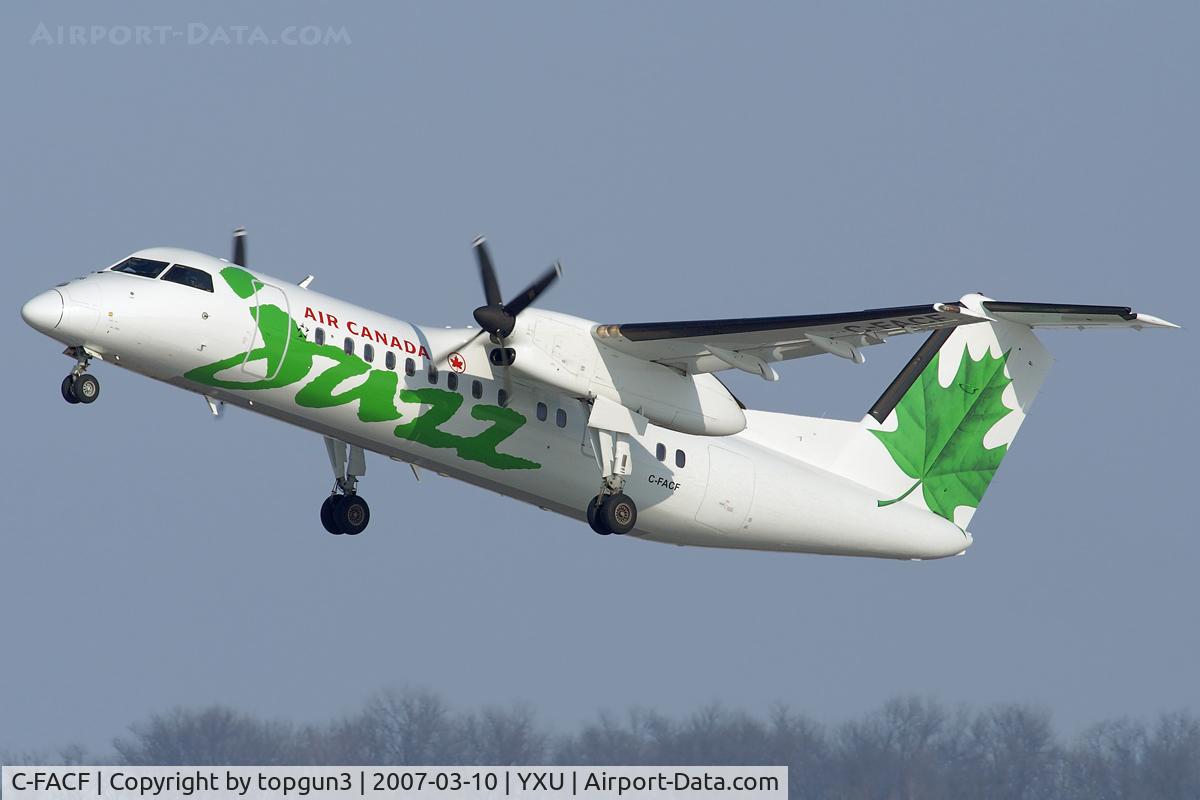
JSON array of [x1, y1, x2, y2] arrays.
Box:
[[435, 236, 562, 400], [232, 227, 247, 266], [470, 236, 561, 339]]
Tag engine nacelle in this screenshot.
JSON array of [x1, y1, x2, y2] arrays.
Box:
[[510, 311, 747, 436]]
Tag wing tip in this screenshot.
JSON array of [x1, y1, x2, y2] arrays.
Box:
[[1132, 312, 1180, 330]]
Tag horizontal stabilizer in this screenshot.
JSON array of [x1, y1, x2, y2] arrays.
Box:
[[981, 300, 1178, 330]]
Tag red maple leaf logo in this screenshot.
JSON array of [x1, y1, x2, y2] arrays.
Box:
[[448, 353, 466, 373]]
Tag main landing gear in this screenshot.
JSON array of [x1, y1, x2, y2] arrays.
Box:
[[321, 493, 371, 537], [584, 399, 640, 536], [321, 436, 371, 536], [60, 349, 100, 405]]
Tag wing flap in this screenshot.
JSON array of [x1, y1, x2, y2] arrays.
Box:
[[593, 295, 1176, 378], [593, 302, 980, 376]]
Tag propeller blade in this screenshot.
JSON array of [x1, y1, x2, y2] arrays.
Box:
[[473, 236, 502, 307], [232, 227, 247, 266], [498, 336, 514, 404], [503, 261, 562, 318]]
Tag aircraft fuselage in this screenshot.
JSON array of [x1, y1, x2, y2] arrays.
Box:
[[21, 247, 969, 559]]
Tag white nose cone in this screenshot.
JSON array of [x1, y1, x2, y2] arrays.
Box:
[[21, 289, 64, 333]]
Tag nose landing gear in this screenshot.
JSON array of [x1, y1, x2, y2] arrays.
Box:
[[60, 349, 100, 404]]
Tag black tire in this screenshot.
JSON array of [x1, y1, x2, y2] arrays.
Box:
[[73, 373, 100, 404], [586, 495, 611, 535], [320, 495, 341, 535], [335, 494, 370, 536], [61, 375, 80, 404], [599, 493, 637, 535]]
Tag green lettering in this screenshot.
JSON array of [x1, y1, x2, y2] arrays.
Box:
[[185, 266, 539, 471]]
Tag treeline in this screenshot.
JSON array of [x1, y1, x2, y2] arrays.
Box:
[[7, 691, 1199, 799]]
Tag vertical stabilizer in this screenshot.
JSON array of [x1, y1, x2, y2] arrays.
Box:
[[834, 295, 1051, 530]]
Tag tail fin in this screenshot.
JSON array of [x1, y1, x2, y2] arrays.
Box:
[[834, 293, 1175, 530]]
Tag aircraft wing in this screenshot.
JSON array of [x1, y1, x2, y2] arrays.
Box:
[[593, 297, 1178, 379], [592, 302, 980, 379]]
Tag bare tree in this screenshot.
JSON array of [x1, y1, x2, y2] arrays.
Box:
[[364, 687, 461, 764], [1140, 711, 1200, 800], [554, 709, 660, 765], [84, 690, 1200, 799], [957, 704, 1062, 800], [1064, 717, 1148, 800], [458, 704, 547, 764], [830, 695, 960, 800], [113, 706, 294, 765]]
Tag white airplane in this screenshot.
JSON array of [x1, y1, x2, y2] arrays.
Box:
[[21, 230, 1177, 559]]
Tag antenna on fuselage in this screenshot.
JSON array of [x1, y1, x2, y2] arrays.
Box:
[[232, 227, 247, 267]]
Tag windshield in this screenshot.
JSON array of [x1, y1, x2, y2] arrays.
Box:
[[110, 257, 169, 278], [161, 264, 214, 293]]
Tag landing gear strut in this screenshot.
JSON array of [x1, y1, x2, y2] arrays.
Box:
[[322, 436, 370, 536], [585, 401, 640, 535], [60, 349, 99, 404]]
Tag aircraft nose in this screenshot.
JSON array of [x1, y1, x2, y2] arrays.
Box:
[[21, 289, 64, 333]]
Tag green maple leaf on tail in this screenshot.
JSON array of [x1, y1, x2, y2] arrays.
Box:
[[872, 347, 1013, 523]]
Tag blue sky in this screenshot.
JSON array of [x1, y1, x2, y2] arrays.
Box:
[[1, 1, 1195, 754]]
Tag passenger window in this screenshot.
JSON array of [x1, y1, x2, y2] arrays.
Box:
[[675, 449, 686, 468], [497, 388, 509, 408], [315, 327, 325, 346], [556, 408, 567, 428], [536, 402, 548, 422], [110, 257, 169, 278], [428, 365, 439, 384], [656, 443, 666, 462], [447, 372, 459, 391], [161, 264, 214, 292], [363, 343, 374, 363], [405, 358, 415, 377], [343, 338, 354, 355], [471, 380, 483, 399], [385, 351, 396, 370]]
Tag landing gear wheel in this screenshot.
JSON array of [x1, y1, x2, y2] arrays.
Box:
[[599, 492, 637, 535], [72, 373, 100, 404], [61, 375, 80, 404], [320, 495, 341, 535], [587, 495, 611, 535], [334, 494, 370, 536]]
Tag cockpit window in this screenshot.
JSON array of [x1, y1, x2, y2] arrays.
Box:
[[110, 257, 169, 278], [161, 264, 214, 293]]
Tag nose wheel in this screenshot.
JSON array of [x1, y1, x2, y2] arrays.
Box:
[[60, 348, 100, 405], [61, 373, 99, 404]]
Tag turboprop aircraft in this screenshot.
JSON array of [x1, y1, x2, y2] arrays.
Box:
[[20, 230, 1177, 559]]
